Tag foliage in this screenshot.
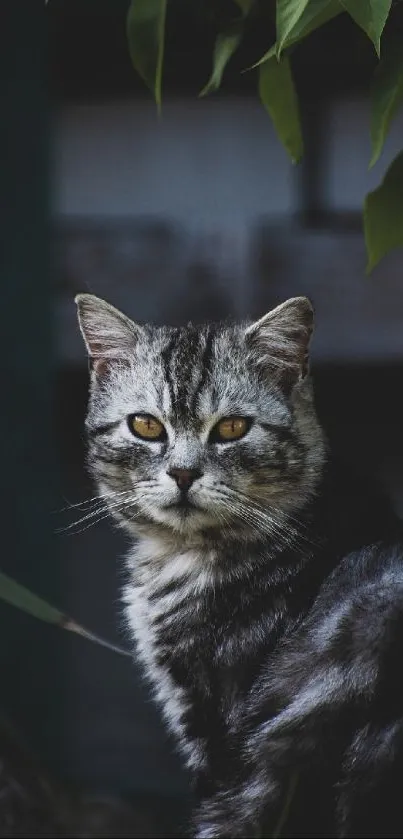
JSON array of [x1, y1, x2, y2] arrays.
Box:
[[126, 0, 403, 270], [364, 149, 403, 270], [126, 0, 167, 110], [259, 53, 303, 163], [0, 571, 130, 657]]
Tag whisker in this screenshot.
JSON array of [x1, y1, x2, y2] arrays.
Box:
[[216, 494, 275, 537], [58, 503, 142, 537], [55, 494, 137, 535], [59, 509, 113, 537], [221, 486, 318, 548], [214, 486, 316, 551], [54, 489, 134, 514]]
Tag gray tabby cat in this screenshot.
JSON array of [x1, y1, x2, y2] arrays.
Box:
[[76, 293, 403, 838]]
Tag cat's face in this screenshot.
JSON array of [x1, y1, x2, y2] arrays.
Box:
[[76, 295, 326, 541]]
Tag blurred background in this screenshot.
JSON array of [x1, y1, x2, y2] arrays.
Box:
[[1, 0, 403, 835]]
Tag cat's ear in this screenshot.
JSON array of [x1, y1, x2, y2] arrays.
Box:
[[75, 294, 141, 374], [245, 297, 314, 388]]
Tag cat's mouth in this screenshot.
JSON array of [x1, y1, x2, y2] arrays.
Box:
[[166, 496, 199, 513], [149, 496, 215, 533]]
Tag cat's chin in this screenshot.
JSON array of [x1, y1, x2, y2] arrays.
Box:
[[149, 505, 216, 534], [109, 501, 218, 539]]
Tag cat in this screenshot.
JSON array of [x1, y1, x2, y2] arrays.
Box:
[[76, 293, 403, 838]]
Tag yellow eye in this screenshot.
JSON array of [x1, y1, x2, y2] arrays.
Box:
[[212, 416, 250, 443], [129, 414, 166, 441]]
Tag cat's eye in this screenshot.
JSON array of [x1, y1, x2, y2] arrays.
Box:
[[210, 416, 251, 443], [128, 414, 167, 441]]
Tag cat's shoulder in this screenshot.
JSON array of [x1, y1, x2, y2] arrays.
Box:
[[324, 539, 403, 598], [309, 539, 403, 657]]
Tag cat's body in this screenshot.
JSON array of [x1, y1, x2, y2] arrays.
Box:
[[76, 294, 403, 838]]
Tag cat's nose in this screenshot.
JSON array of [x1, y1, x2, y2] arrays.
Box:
[[167, 467, 203, 492]]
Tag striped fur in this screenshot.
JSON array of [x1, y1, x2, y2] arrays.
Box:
[[76, 294, 403, 837]]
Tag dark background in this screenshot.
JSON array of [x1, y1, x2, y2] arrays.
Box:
[[1, 0, 403, 835]]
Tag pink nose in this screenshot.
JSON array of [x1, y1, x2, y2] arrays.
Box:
[[167, 467, 202, 492]]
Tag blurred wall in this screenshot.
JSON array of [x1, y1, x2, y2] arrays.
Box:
[[52, 97, 403, 363]]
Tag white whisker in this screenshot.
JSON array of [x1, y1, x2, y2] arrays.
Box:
[[54, 488, 134, 514], [55, 493, 137, 535]]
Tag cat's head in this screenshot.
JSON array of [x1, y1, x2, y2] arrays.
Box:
[[76, 295, 326, 543]]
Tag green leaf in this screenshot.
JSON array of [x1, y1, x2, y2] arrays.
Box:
[[250, 43, 277, 70], [276, 0, 310, 56], [0, 572, 65, 625], [233, 0, 254, 13], [340, 0, 391, 56], [259, 54, 303, 163], [0, 571, 130, 657], [253, 0, 342, 67], [126, 0, 167, 108], [200, 26, 243, 96], [291, 0, 342, 44], [370, 43, 403, 167], [364, 150, 403, 271]]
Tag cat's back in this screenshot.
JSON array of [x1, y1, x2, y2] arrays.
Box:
[[311, 539, 403, 665], [250, 537, 403, 720]]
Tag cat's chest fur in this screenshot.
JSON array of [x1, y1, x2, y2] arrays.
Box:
[[123, 538, 217, 770], [123, 536, 288, 773]]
